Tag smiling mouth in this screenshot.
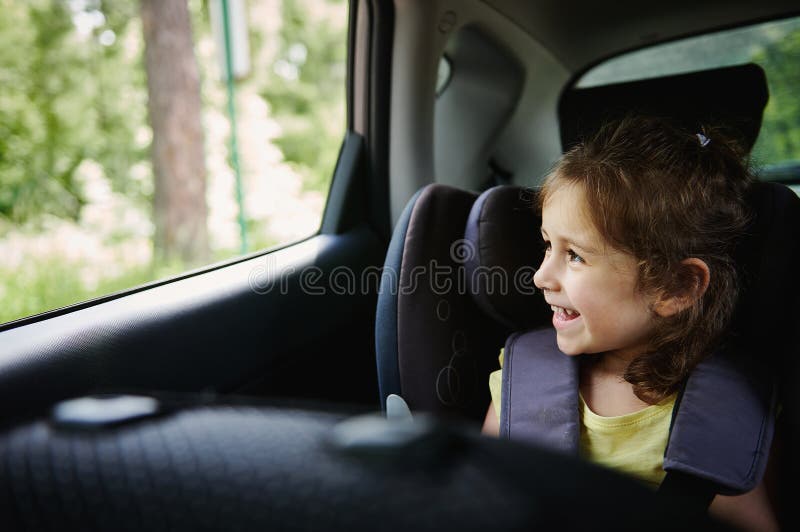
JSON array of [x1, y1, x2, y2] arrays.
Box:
[[551, 305, 580, 321]]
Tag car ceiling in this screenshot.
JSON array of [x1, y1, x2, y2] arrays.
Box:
[[482, 0, 800, 72]]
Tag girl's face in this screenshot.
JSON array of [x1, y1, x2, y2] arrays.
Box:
[[533, 184, 657, 361]]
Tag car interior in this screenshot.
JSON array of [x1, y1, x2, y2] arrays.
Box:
[[1, 0, 799, 530]]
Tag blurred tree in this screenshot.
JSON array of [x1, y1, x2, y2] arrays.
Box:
[[141, 0, 209, 264], [0, 0, 146, 226], [751, 28, 800, 165], [260, 0, 347, 194]]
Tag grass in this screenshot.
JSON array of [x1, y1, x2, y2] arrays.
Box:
[[0, 230, 286, 326], [0, 257, 187, 325]]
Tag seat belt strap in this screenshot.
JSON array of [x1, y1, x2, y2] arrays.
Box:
[[657, 471, 717, 514]]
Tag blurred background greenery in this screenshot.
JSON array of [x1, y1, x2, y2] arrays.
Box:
[[0, 0, 347, 324]]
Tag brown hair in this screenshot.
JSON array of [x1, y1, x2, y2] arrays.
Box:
[[540, 115, 753, 403]]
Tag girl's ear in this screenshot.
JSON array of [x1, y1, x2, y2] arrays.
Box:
[[653, 258, 710, 318]]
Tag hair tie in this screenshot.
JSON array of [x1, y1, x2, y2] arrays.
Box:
[[696, 132, 711, 147]]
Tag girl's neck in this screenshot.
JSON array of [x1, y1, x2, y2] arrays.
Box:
[[580, 357, 652, 416], [588, 348, 641, 378]]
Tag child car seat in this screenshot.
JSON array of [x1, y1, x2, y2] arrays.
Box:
[[375, 62, 800, 505], [376, 179, 797, 492], [376, 62, 774, 419]]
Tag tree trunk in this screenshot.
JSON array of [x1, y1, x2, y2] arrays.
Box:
[[141, 0, 209, 265]]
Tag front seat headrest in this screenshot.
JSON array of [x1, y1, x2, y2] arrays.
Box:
[[559, 63, 769, 152]]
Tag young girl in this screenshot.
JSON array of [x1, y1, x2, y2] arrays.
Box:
[[482, 115, 778, 531]]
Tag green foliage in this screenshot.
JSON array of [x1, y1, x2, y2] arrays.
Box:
[[260, 0, 347, 193], [0, 0, 148, 226], [0, 257, 86, 324], [751, 27, 800, 166], [0, 255, 186, 325], [243, 218, 281, 253]]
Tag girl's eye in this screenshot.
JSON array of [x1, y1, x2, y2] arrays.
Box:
[[567, 249, 584, 263], [542, 240, 551, 253]]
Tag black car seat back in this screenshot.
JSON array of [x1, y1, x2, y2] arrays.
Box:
[[559, 63, 768, 151], [0, 398, 730, 531]]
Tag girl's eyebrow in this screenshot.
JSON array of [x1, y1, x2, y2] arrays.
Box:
[[540, 227, 599, 255], [571, 241, 599, 255]]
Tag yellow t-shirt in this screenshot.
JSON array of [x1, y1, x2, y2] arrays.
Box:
[[488, 349, 505, 418], [488, 350, 676, 488], [579, 392, 676, 488]]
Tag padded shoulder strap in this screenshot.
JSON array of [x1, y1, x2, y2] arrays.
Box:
[[500, 328, 580, 453], [500, 328, 777, 496], [664, 350, 778, 495]]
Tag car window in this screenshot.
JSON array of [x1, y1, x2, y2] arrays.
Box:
[[577, 16, 800, 195], [0, 0, 348, 325]]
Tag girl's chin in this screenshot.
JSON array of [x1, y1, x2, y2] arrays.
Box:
[[554, 335, 583, 356]]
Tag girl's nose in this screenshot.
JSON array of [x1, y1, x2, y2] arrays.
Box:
[[533, 254, 559, 292]]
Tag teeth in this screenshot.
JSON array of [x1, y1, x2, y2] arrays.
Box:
[[550, 305, 578, 317]]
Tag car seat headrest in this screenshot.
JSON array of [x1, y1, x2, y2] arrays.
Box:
[[463, 185, 550, 331], [559, 63, 769, 152]]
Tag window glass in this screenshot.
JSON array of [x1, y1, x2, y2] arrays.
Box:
[[578, 16, 800, 194], [0, 0, 348, 325]]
